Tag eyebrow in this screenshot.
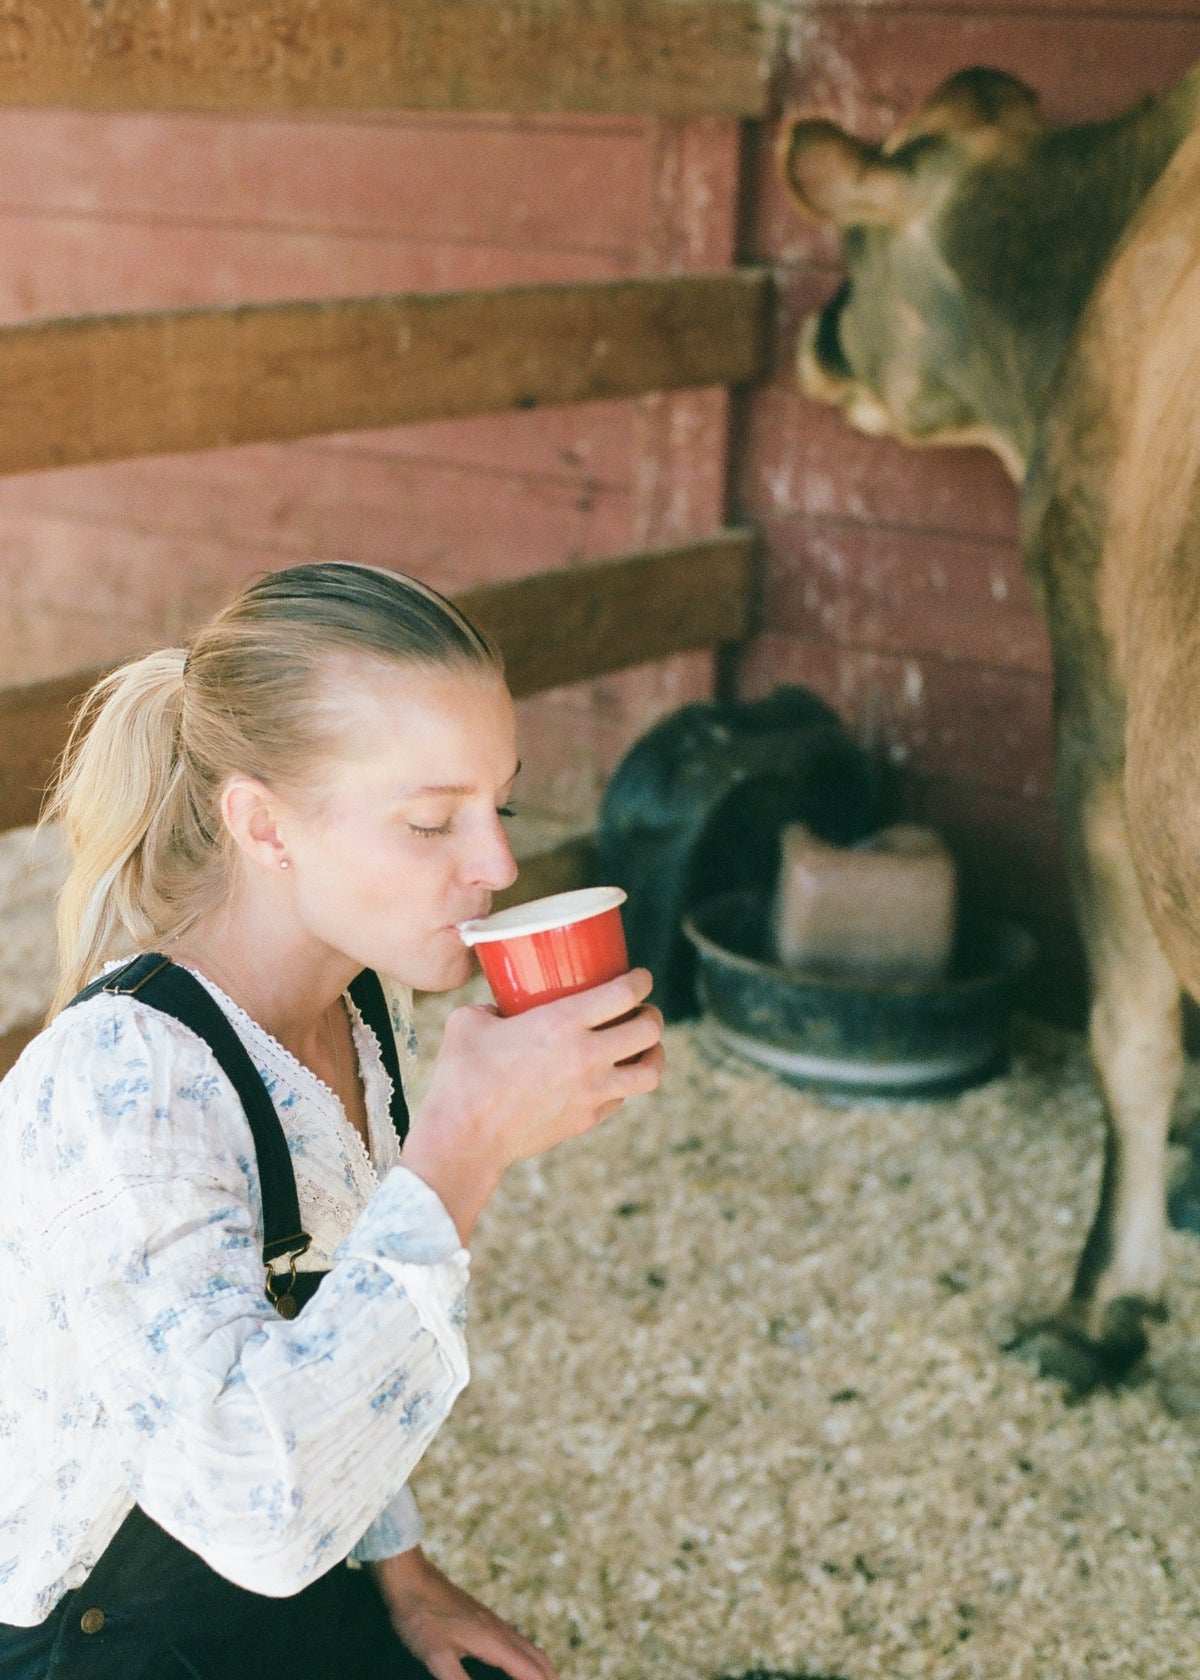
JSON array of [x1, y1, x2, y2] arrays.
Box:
[[398, 762, 521, 798]]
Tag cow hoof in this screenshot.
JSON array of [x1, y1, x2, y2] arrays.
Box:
[[1006, 1298, 1151, 1395]]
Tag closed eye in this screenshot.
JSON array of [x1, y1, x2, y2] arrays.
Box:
[[409, 805, 516, 839]]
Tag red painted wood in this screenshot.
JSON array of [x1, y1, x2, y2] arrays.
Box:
[[759, 513, 1049, 677], [312, 400, 638, 490], [0, 112, 659, 255], [514, 652, 715, 811], [779, 11, 1200, 134], [0, 460, 635, 648], [0, 215, 632, 323], [899, 774, 1084, 1024], [804, 0, 1200, 20], [742, 384, 1021, 544], [901, 775, 1067, 924], [0, 107, 742, 835], [738, 630, 1055, 802]]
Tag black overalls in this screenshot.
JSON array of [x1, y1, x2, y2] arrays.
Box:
[[0, 956, 510, 1680]]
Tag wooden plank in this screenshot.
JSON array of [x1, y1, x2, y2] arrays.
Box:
[[0, 211, 629, 323], [901, 774, 1083, 1027], [808, 0, 1199, 18], [465, 530, 755, 699], [0, 669, 92, 838], [0, 530, 756, 831], [779, 11, 1200, 138], [0, 446, 639, 598], [739, 630, 1055, 803], [741, 382, 1021, 548], [759, 513, 1049, 679], [0, 0, 775, 117], [317, 401, 638, 489], [0, 113, 660, 255], [0, 272, 770, 475]]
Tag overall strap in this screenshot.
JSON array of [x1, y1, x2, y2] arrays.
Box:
[[71, 955, 311, 1272], [347, 968, 410, 1146], [68, 956, 412, 1316]]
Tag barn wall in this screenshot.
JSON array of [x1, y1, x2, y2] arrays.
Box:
[[0, 110, 740, 822], [734, 1, 1200, 1021]]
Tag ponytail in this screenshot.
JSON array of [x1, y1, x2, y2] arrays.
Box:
[[45, 649, 219, 1014], [44, 564, 503, 1016]]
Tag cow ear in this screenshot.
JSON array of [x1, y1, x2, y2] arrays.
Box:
[[779, 118, 915, 228], [893, 68, 1043, 157]]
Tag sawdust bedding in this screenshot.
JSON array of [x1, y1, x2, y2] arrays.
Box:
[[405, 981, 1200, 1680]]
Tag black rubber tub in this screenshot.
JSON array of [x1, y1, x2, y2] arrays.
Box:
[[683, 891, 1036, 1100]]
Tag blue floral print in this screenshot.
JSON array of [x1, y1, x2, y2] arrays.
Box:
[[0, 969, 468, 1625]]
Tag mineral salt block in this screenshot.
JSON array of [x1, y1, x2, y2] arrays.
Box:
[[773, 823, 958, 983]]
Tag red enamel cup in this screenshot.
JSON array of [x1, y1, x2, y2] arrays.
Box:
[[456, 886, 629, 1017]]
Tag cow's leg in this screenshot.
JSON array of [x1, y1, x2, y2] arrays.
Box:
[[1016, 770, 1181, 1392]]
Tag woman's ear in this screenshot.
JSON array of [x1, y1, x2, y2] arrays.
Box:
[[221, 776, 289, 872], [779, 117, 918, 228]]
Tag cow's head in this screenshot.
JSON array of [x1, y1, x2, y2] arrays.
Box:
[[782, 69, 1049, 482]]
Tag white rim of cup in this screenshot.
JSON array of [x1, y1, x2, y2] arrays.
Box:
[[456, 886, 627, 946]]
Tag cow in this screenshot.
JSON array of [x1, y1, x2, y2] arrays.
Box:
[[779, 63, 1200, 1393]]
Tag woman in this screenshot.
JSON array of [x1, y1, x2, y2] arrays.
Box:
[[0, 562, 664, 1680]]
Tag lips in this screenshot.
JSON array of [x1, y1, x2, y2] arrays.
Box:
[[450, 904, 492, 935]]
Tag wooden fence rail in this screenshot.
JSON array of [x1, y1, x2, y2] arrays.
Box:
[[0, 0, 777, 115], [0, 530, 756, 834], [0, 272, 770, 476]]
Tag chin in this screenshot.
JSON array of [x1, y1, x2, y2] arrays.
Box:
[[416, 945, 476, 994]]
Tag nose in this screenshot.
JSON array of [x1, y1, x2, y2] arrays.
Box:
[[464, 813, 520, 895]]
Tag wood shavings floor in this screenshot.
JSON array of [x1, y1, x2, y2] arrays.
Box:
[[408, 985, 1200, 1680]]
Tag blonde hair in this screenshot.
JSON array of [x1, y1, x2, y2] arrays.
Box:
[[46, 563, 502, 1015]]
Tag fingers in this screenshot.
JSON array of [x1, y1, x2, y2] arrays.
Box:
[[615, 1040, 666, 1093], [567, 966, 655, 1030], [423, 965, 666, 1182], [595, 1002, 663, 1060], [421, 1656, 469, 1680], [460, 1631, 561, 1680]]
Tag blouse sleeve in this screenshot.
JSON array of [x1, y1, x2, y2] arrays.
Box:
[[351, 1484, 423, 1562], [26, 996, 469, 1597]]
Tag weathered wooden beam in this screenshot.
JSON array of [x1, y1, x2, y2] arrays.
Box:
[[0, 669, 91, 838], [0, 529, 757, 832], [467, 528, 756, 698], [0, 272, 770, 476], [0, 1, 776, 116]]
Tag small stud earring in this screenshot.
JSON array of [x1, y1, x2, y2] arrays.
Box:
[[279, 858, 291, 870]]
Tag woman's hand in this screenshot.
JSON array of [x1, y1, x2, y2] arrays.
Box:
[[370, 1546, 560, 1680], [401, 968, 664, 1242]]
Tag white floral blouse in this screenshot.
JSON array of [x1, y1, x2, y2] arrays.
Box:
[[0, 966, 470, 1627]]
